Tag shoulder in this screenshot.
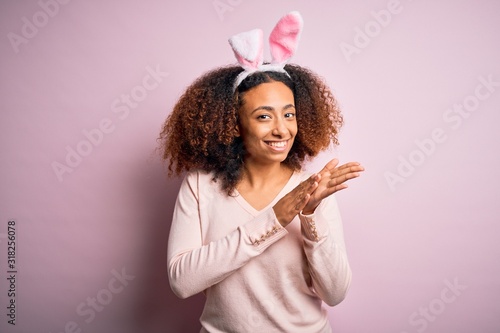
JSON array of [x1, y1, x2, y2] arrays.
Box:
[[183, 169, 213, 183], [180, 170, 223, 198]]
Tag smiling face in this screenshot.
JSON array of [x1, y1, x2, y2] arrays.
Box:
[[236, 80, 297, 167]]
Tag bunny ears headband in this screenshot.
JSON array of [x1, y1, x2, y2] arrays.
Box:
[[228, 11, 304, 91]]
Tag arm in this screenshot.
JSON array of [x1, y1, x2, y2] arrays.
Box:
[[167, 172, 288, 299], [299, 196, 352, 306], [299, 159, 364, 305]]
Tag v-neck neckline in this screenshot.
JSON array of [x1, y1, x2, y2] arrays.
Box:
[[233, 172, 299, 216]]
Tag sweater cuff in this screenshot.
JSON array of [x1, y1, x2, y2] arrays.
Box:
[[242, 208, 287, 251], [299, 211, 326, 242]]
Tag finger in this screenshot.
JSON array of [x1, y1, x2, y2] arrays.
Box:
[[318, 183, 349, 199], [331, 184, 348, 193], [330, 165, 364, 180], [306, 178, 319, 194], [296, 175, 319, 195], [334, 162, 364, 174], [307, 173, 321, 185], [338, 161, 362, 168], [328, 171, 361, 187], [294, 193, 310, 211], [298, 174, 318, 188], [320, 161, 363, 182], [318, 159, 340, 175], [294, 186, 317, 208], [287, 182, 310, 204]]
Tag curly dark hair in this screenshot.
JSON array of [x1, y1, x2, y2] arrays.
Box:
[[158, 64, 343, 195]]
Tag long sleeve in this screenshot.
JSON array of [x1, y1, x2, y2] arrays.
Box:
[[167, 172, 288, 299], [299, 195, 352, 306]]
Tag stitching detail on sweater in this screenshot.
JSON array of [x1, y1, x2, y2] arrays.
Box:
[[253, 225, 280, 245]]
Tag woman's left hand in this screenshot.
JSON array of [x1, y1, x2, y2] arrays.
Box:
[[302, 159, 364, 215]]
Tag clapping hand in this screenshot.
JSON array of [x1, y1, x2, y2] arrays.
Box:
[[273, 173, 320, 227], [273, 159, 364, 227], [302, 159, 364, 215]]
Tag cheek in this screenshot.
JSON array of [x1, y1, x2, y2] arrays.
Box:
[[290, 122, 298, 136], [240, 126, 261, 146], [245, 123, 270, 139]]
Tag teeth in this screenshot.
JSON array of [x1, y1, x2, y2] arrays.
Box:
[[268, 141, 286, 148]]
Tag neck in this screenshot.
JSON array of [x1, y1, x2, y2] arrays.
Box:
[[240, 161, 292, 189]]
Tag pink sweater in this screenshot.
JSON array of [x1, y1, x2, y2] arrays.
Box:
[[167, 170, 352, 332]]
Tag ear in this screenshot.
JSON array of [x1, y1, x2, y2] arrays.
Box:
[[269, 11, 303, 64], [228, 29, 264, 71], [234, 123, 241, 137]]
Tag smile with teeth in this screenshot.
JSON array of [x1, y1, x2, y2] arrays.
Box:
[[266, 141, 287, 148]]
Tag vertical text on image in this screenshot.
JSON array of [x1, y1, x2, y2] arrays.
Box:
[[5, 220, 18, 326]]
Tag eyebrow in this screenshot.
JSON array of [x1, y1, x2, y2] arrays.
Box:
[[251, 104, 296, 114]]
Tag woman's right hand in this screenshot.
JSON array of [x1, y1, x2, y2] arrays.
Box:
[[273, 174, 320, 227]]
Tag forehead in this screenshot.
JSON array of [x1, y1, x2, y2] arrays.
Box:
[[240, 81, 294, 109]]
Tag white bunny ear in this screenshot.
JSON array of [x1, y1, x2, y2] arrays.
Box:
[[269, 11, 303, 64], [228, 29, 264, 71]]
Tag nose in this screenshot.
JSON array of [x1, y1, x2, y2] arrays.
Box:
[[272, 118, 288, 137]]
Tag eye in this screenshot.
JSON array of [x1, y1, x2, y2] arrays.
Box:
[[257, 114, 271, 120], [284, 112, 296, 119]]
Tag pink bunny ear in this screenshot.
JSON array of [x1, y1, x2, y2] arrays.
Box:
[[269, 11, 303, 64], [228, 29, 264, 71]]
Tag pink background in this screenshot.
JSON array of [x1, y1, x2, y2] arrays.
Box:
[[1, 0, 499, 332]]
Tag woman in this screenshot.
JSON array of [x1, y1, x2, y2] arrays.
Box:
[[159, 12, 364, 332]]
